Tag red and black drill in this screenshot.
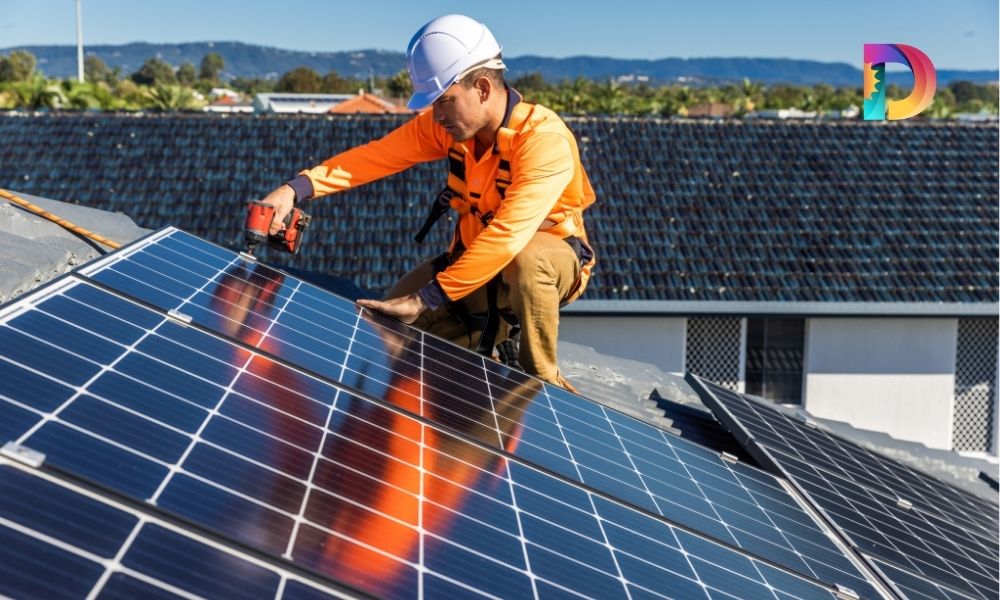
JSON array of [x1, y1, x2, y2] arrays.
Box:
[[244, 200, 311, 257]]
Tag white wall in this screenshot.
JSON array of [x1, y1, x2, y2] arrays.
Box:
[[804, 318, 958, 450], [559, 316, 687, 374]]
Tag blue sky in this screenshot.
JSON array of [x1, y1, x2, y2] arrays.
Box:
[[1, 0, 997, 70]]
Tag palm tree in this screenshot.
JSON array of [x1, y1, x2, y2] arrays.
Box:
[[672, 85, 694, 117], [739, 78, 763, 113], [11, 76, 66, 109], [593, 79, 628, 115], [148, 84, 195, 111]]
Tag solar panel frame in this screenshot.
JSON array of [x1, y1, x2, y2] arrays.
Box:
[[0, 264, 857, 600], [687, 373, 999, 600], [66, 227, 885, 598]]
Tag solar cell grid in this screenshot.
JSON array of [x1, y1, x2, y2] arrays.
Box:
[[711, 389, 996, 538], [0, 271, 853, 599], [868, 557, 981, 600], [0, 459, 347, 600], [72, 228, 881, 598], [689, 375, 1000, 600]]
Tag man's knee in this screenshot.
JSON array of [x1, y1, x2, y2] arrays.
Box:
[[503, 235, 580, 300]]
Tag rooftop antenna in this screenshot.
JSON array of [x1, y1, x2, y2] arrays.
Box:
[[75, 0, 84, 83]]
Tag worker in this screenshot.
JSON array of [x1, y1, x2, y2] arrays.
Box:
[[258, 14, 596, 390]]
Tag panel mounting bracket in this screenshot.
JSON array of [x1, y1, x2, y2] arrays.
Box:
[[833, 584, 860, 600], [1, 442, 46, 468], [167, 309, 193, 325], [720, 451, 740, 463]]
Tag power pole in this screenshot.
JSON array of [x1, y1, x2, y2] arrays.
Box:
[[76, 0, 84, 83]]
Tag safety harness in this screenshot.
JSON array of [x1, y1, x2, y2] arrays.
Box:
[[414, 95, 591, 365]]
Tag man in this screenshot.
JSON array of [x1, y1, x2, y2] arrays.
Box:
[[259, 14, 595, 390]]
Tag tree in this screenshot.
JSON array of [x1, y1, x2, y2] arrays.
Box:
[[385, 69, 412, 99], [593, 79, 628, 115], [84, 55, 116, 85], [322, 70, 358, 94], [61, 80, 109, 110], [511, 72, 548, 95], [9, 75, 66, 109], [0, 50, 37, 83], [275, 66, 323, 93], [199, 52, 224, 82], [131, 57, 177, 86], [230, 76, 275, 95], [739, 78, 763, 113], [148, 84, 195, 111], [927, 87, 956, 119], [177, 62, 197, 86]]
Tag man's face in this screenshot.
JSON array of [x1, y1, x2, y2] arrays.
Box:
[[432, 80, 487, 142]]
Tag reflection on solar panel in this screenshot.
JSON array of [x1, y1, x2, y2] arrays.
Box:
[[74, 229, 882, 597], [688, 375, 1000, 600], [0, 227, 882, 599]]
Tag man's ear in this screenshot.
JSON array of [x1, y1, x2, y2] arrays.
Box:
[[474, 76, 491, 102]]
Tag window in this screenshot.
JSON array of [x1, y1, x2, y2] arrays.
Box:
[[745, 318, 805, 404]]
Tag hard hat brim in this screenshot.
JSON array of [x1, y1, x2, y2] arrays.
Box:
[[407, 86, 449, 111]]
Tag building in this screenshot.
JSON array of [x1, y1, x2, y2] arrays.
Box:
[[329, 91, 411, 114], [253, 92, 354, 113], [684, 102, 734, 118], [203, 94, 254, 114]]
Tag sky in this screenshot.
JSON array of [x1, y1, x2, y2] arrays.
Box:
[[1, 0, 997, 70]]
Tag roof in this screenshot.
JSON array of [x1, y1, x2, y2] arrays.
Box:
[[329, 93, 411, 114], [0, 113, 996, 310], [253, 93, 354, 113], [0, 191, 147, 303], [685, 102, 734, 118]]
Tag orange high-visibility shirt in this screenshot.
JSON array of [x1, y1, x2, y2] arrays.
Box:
[[296, 89, 595, 302]]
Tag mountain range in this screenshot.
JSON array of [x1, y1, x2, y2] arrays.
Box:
[[3, 41, 997, 87]]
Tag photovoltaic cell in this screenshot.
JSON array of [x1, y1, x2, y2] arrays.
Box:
[[0, 459, 344, 600], [0, 269, 852, 599], [71, 228, 881, 598], [688, 375, 999, 600]]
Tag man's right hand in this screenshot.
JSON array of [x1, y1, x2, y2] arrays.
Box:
[[259, 184, 297, 235]]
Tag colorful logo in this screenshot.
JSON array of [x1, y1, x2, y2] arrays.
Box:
[[863, 44, 936, 120]]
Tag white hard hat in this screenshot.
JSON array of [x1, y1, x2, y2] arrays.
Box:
[[405, 14, 504, 110]]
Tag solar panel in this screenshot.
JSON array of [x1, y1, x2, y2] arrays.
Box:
[[0, 458, 349, 600], [688, 374, 1000, 600], [70, 228, 884, 599], [0, 227, 883, 599]]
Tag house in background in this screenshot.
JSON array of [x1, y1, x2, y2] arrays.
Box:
[[329, 91, 411, 114], [203, 94, 254, 114], [0, 113, 995, 457], [253, 92, 354, 113]]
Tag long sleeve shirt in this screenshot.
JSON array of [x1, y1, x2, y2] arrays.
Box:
[[287, 88, 595, 304]]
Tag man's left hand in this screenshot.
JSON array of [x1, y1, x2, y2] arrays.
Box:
[[357, 292, 427, 325]]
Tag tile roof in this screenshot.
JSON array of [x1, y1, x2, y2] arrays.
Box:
[[329, 93, 411, 114], [0, 113, 996, 304]]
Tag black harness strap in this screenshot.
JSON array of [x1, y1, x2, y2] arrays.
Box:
[[429, 252, 505, 357], [414, 186, 456, 243]]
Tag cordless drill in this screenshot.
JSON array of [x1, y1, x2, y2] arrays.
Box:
[[244, 200, 311, 256]]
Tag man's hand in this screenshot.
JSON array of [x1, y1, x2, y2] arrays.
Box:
[[259, 184, 297, 235], [357, 292, 427, 325]]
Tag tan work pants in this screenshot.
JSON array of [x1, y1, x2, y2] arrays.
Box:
[[386, 232, 583, 388]]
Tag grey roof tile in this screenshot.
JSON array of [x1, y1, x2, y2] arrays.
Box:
[[1, 113, 996, 304]]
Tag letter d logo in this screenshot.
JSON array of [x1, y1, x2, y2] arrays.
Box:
[[863, 44, 937, 120]]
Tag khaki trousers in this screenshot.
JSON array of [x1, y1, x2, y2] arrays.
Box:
[[386, 232, 582, 388]]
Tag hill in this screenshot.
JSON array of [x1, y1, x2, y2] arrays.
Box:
[[4, 41, 997, 86]]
